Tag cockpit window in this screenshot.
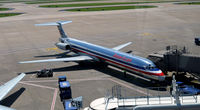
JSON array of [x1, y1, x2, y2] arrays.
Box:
[[145, 64, 156, 70]]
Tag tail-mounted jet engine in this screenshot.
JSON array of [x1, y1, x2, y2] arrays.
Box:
[[55, 42, 71, 50]]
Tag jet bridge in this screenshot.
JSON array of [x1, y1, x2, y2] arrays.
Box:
[[84, 76, 200, 110], [148, 45, 200, 79], [85, 95, 200, 110]]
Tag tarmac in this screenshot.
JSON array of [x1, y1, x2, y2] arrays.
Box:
[[0, 1, 200, 110]]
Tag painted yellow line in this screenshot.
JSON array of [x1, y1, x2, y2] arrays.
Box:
[[46, 47, 62, 53], [140, 32, 153, 36]]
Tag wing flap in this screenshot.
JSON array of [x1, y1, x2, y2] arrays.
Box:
[[112, 42, 132, 51], [19, 56, 93, 64], [0, 73, 25, 101]]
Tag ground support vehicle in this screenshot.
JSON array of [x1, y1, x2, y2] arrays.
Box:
[[195, 37, 200, 45], [36, 69, 53, 77]]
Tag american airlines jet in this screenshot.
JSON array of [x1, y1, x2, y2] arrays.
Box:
[[19, 21, 165, 81]]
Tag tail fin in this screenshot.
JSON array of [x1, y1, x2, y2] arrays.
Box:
[[35, 21, 72, 38]]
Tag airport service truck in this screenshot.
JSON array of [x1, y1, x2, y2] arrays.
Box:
[[195, 37, 200, 46], [63, 97, 83, 110], [58, 76, 82, 110], [59, 81, 72, 100], [58, 76, 67, 84], [58, 76, 72, 100]]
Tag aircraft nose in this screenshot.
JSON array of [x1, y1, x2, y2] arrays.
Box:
[[158, 76, 165, 81], [158, 72, 165, 81]]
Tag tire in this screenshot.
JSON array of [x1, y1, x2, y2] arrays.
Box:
[[49, 73, 53, 77]]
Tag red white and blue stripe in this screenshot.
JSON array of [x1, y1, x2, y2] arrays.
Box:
[[68, 38, 165, 81]]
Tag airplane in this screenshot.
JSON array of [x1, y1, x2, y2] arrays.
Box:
[[19, 21, 165, 81], [0, 73, 25, 110]]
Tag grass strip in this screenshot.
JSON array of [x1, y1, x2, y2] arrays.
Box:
[[26, 0, 102, 4], [0, 8, 10, 11], [176, 2, 200, 5], [64, 5, 157, 11], [40, 1, 177, 8], [0, 0, 25, 3], [0, 13, 22, 17]]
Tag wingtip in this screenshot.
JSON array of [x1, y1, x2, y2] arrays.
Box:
[[18, 62, 24, 64], [34, 24, 40, 26], [18, 61, 29, 64], [18, 73, 26, 76]]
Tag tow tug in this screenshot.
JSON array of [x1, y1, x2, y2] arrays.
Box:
[[36, 68, 53, 77]]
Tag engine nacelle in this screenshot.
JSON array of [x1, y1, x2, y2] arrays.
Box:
[[55, 42, 71, 50]]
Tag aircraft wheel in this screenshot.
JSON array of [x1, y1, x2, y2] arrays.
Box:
[[78, 61, 86, 66]]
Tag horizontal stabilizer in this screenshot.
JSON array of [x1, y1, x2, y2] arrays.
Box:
[[35, 21, 71, 38], [19, 56, 93, 64], [35, 21, 72, 26], [113, 42, 132, 51]]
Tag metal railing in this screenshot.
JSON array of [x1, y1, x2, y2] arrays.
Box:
[[104, 85, 200, 108]]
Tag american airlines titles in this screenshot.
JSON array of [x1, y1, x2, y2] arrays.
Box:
[[113, 54, 132, 62]]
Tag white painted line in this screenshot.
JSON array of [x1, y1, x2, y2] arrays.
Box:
[[22, 80, 57, 83], [69, 77, 107, 82], [19, 82, 56, 90], [22, 76, 108, 83], [51, 88, 58, 110], [108, 78, 152, 96], [19, 81, 57, 110], [30, 74, 35, 79], [21, 77, 151, 96]]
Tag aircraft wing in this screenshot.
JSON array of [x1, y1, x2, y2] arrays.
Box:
[[19, 56, 93, 64], [0, 73, 25, 110], [0, 105, 16, 110], [0, 73, 25, 101], [112, 42, 132, 51]]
